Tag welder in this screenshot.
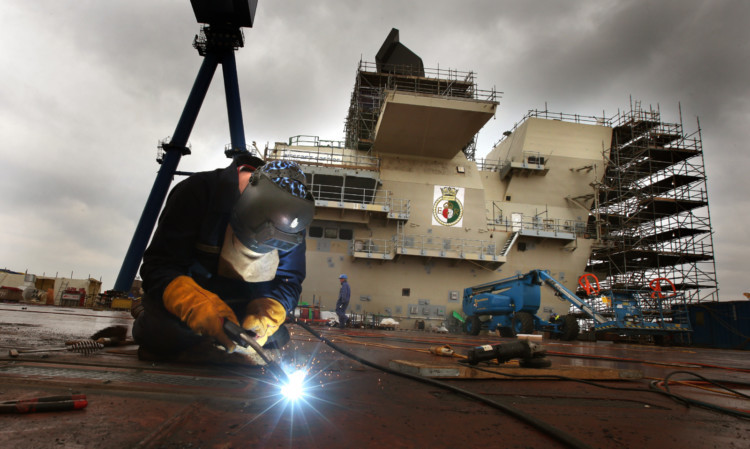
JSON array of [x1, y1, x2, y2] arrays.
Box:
[[132, 155, 315, 363]]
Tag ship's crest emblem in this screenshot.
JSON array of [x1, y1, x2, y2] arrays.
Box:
[[433, 186, 463, 227]]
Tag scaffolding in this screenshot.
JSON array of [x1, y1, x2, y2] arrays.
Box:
[[344, 60, 497, 159], [586, 102, 719, 321]]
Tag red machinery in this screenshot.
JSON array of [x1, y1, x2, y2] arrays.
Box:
[[61, 288, 86, 307]]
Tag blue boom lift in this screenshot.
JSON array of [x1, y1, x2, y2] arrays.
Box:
[[463, 270, 691, 342]]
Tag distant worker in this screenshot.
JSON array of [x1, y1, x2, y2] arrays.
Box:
[[336, 274, 351, 329], [132, 156, 315, 362]]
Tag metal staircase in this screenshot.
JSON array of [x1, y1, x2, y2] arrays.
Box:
[[500, 231, 519, 257]]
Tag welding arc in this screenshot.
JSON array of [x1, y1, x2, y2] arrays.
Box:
[[292, 319, 592, 449]]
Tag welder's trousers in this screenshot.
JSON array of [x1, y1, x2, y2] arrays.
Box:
[[132, 299, 206, 355], [336, 303, 349, 329]]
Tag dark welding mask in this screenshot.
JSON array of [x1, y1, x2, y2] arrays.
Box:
[[230, 160, 315, 253]]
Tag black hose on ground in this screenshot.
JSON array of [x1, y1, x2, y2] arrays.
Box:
[[460, 357, 750, 420], [649, 370, 750, 419]]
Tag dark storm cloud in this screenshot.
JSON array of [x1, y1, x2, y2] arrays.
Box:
[[0, 0, 747, 297]]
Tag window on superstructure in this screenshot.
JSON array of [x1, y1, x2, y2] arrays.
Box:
[[339, 229, 353, 240], [324, 228, 338, 239], [402, 288, 410, 297], [308, 226, 323, 238]]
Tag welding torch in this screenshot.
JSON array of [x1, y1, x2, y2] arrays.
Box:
[[222, 320, 290, 384]]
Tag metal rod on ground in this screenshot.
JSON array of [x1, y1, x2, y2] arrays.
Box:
[[9, 340, 103, 357]]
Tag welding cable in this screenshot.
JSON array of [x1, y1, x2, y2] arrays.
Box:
[[325, 330, 484, 349], [547, 350, 750, 373], [299, 331, 750, 386], [465, 361, 750, 399], [680, 362, 750, 373], [656, 375, 750, 402], [292, 319, 593, 449], [654, 378, 750, 399], [457, 359, 661, 393], [303, 333, 469, 360], [461, 362, 750, 419], [323, 332, 749, 371], [546, 351, 701, 369], [649, 371, 750, 419]]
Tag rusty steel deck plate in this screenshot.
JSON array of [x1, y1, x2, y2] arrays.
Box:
[[1, 304, 749, 448]]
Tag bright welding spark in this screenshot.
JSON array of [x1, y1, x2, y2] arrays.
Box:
[[280, 370, 307, 401]]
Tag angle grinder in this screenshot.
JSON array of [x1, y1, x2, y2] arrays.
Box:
[[466, 340, 551, 368]]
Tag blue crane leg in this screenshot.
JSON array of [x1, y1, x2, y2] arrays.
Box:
[[221, 50, 247, 153], [113, 54, 221, 292]]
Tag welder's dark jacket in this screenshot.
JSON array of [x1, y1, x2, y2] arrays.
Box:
[[139, 161, 306, 315]]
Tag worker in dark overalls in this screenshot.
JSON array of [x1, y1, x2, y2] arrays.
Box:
[[336, 274, 351, 329], [132, 156, 314, 362]]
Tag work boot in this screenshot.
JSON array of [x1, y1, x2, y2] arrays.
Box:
[[130, 298, 144, 319]]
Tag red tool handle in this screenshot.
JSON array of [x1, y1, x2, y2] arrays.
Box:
[[0, 394, 88, 414]]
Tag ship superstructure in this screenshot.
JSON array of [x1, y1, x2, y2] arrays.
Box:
[[264, 30, 611, 328]]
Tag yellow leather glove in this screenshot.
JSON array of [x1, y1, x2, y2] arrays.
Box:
[[163, 276, 238, 352], [242, 298, 287, 346]]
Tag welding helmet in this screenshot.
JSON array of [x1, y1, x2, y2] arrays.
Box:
[[230, 160, 315, 253]]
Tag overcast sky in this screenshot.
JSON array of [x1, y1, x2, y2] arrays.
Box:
[[1, 0, 748, 300]]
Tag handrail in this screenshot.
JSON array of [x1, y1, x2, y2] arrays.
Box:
[[265, 145, 380, 171], [489, 213, 586, 237], [397, 234, 497, 257], [609, 106, 661, 128], [475, 158, 506, 172], [520, 151, 549, 165], [352, 238, 396, 257], [493, 109, 608, 147], [287, 135, 345, 148], [357, 60, 498, 102], [310, 182, 411, 217], [352, 233, 499, 259]]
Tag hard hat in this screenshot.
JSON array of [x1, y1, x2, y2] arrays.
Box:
[[233, 152, 264, 172], [339, 274, 348, 279], [230, 160, 315, 253]]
